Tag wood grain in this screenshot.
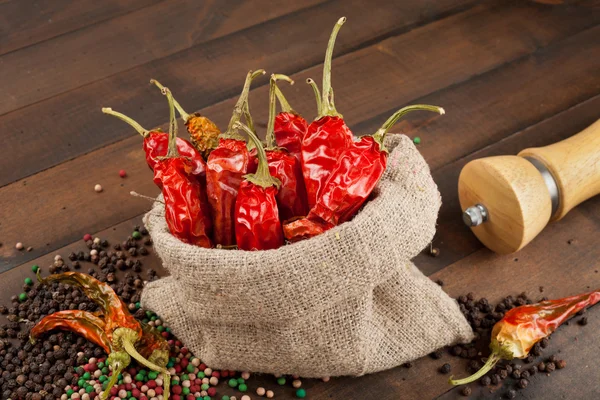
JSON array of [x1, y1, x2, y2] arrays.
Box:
[[0, 0, 328, 116], [2, 3, 599, 271], [0, 0, 479, 187], [0, 0, 162, 55], [414, 95, 600, 276]]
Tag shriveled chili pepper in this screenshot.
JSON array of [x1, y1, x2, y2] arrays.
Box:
[[150, 79, 221, 159], [285, 104, 444, 241], [153, 86, 213, 248], [450, 289, 600, 385], [206, 70, 264, 246], [102, 107, 207, 184], [234, 121, 284, 250], [33, 272, 171, 399], [301, 17, 354, 208], [260, 74, 309, 221], [271, 80, 308, 163]]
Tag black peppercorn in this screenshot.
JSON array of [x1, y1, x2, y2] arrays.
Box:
[[517, 378, 528, 389], [460, 386, 472, 397], [480, 375, 491, 386], [506, 389, 516, 399], [439, 363, 451, 374], [545, 362, 556, 372]]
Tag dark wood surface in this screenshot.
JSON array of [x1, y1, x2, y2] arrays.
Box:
[[1, 1, 599, 399]]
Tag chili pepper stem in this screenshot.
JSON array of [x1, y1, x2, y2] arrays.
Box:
[[150, 79, 191, 122], [373, 104, 445, 151], [225, 69, 266, 137], [266, 74, 294, 148], [234, 121, 281, 189], [113, 328, 171, 375], [306, 78, 322, 116], [449, 352, 502, 386], [102, 108, 151, 137], [157, 87, 181, 159], [101, 351, 131, 400], [320, 17, 346, 118], [274, 85, 293, 113]]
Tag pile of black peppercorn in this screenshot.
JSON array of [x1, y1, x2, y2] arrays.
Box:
[[439, 292, 572, 398], [0, 226, 156, 400]]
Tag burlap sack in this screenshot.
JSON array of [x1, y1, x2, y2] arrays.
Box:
[[141, 134, 473, 377]]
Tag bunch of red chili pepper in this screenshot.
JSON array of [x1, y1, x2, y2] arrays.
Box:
[[103, 16, 444, 250], [30, 272, 171, 400]]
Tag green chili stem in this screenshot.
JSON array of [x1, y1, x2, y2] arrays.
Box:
[[274, 85, 292, 113], [320, 17, 346, 118], [162, 372, 171, 400], [102, 108, 150, 137], [234, 121, 281, 189], [306, 78, 322, 116], [121, 336, 170, 374], [449, 352, 502, 386], [101, 352, 130, 400], [372, 104, 445, 150], [266, 74, 294, 148], [150, 79, 190, 122], [159, 87, 180, 158], [100, 371, 120, 400], [226, 69, 266, 136]]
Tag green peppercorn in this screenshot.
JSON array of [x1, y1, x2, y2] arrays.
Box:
[[18, 293, 27, 302], [132, 231, 142, 240], [296, 388, 307, 398], [24, 277, 33, 286], [31, 265, 39, 273], [228, 378, 238, 388], [238, 383, 248, 392], [277, 377, 286, 385], [413, 137, 421, 145]]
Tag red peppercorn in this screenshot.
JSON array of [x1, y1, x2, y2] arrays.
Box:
[[154, 387, 163, 395], [199, 363, 207, 371], [119, 169, 127, 178], [83, 234, 92, 242], [131, 389, 140, 397], [172, 385, 182, 395], [172, 395, 181, 400], [174, 364, 182, 373], [207, 387, 217, 396], [212, 371, 220, 379], [147, 380, 157, 389]]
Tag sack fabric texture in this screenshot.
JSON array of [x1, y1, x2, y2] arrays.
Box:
[[141, 134, 473, 378]]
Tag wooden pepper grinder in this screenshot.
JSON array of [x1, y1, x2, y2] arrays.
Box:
[[458, 120, 600, 254]]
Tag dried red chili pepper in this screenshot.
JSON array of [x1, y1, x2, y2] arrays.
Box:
[[206, 70, 264, 246], [301, 17, 354, 208], [33, 272, 171, 399], [102, 107, 207, 184], [234, 121, 284, 250], [153, 86, 213, 248], [271, 80, 308, 163], [285, 104, 443, 241], [261, 74, 309, 221], [450, 289, 600, 385], [150, 79, 221, 159]]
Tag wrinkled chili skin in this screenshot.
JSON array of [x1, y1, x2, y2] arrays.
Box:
[[39, 272, 141, 340], [234, 181, 284, 250], [283, 215, 332, 242], [309, 136, 387, 226], [154, 157, 213, 248], [143, 131, 207, 181], [274, 112, 308, 162], [206, 138, 256, 246], [267, 150, 308, 221], [186, 113, 221, 159], [31, 310, 112, 353], [301, 116, 353, 208], [137, 323, 170, 358]]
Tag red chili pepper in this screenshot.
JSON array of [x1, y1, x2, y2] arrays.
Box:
[[285, 105, 443, 241], [234, 121, 284, 250], [150, 79, 221, 160], [153, 86, 213, 248], [206, 70, 264, 246], [101, 107, 207, 184], [259, 74, 309, 221], [31, 310, 112, 353], [272, 81, 308, 163], [450, 289, 600, 385], [301, 17, 354, 208]]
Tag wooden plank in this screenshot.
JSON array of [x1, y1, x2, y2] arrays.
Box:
[[413, 95, 600, 276], [0, 0, 328, 115], [1, 4, 599, 271], [0, 0, 478, 187], [0, 0, 162, 55]]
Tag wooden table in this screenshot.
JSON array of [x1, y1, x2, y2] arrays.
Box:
[[1, 0, 599, 398]]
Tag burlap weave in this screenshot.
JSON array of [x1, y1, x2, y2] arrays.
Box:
[[141, 134, 473, 377]]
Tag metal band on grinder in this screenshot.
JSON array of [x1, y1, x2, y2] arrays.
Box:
[[523, 157, 560, 217]]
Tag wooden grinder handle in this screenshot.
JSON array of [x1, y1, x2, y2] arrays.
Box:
[[519, 119, 600, 220]]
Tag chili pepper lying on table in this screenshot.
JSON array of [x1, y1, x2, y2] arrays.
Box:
[[449, 289, 600, 385], [301, 17, 354, 208], [206, 70, 264, 246], [259, 74, 309, 221], [30, 272, 171, 399], [153, 86, 213, 248], [101, 107, 207, 185], [234, 121, 284, 250], [284, 104, 444, 241], [150, 79, 221, 160], [272, 78, 308, 163]]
